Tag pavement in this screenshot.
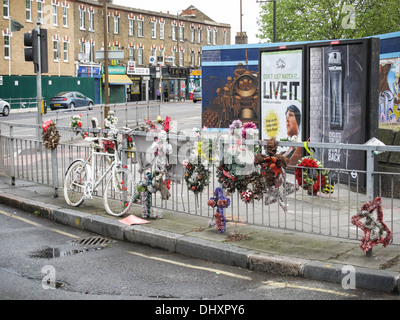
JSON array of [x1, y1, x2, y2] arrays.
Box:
[[0, 174, 399, 295]]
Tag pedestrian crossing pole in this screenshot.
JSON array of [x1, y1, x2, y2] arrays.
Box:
[[35, 21, 42, 142]]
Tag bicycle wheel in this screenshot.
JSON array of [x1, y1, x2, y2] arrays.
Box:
[[104, 167, 136, 217], [64, 160, 88, 207]]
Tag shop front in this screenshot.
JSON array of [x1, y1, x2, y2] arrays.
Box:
[[103, 66, 133, 104], [189, 69, 201, 100], [161, 67, 188, 101], [77, 63, 102, 104], [127, 64, 152, 102]]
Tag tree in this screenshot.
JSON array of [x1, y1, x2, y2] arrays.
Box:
[[257, 0, 400, 42]]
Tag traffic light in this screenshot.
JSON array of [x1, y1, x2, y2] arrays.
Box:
[[39, 28, 48, 74], [24, 29, 38, 65], [24, 28, 48, 74]]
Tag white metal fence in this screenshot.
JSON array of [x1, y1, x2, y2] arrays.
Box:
[[1, 122, 399, 246]]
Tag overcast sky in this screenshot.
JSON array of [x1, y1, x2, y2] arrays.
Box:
[[113, 0, 263, 44]]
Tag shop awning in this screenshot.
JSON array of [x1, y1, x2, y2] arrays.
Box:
[[105, 75, 133, 85]]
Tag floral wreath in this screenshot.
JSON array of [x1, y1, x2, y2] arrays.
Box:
[[295, 156, 329, 195], [240, 172, 264, 203], [42, 119, 60, 150], [351, 197, 393, 253], [216, 156, 248, 195], [183, 160, 210, 194]]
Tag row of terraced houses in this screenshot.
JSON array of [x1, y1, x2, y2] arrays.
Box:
[[0, 0, 231, 104]]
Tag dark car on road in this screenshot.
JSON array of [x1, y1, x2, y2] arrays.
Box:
[[49, 92, 93, 111]]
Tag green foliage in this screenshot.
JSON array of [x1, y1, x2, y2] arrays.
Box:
[[257, 0, 400, 42]]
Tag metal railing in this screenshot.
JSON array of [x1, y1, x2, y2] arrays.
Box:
[[1, 125, 399, 245]]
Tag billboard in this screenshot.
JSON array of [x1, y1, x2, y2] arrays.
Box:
[[307, 39, 379, 183], [260, 46, 305, 166], [201, 48, 260, 129]]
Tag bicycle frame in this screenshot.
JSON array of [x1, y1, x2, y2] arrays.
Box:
[[80, 138, 123, 199]]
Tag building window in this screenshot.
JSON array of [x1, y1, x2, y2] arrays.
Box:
[[213, 29, 217, 45], [223, 30, 227, 45], [197, 52, 201, 66], [197, 27, 201, 43], [191, 27, 195, 43], [129, 46, 134, 61], [63, 40, 68, 62], [151, 20, 156, 39], [3, 0, 9, 18], [172, 22, 177, 41], [128, 16, 134, 36], [179, 24, 184, 42], [53, 39, 59, 61], [160, 47, 165, 62], [62, 5, 68, 27], [79, 8, 85, 30], [159, 21, 164, 39], [89, 10, 94, 32], [191, 52, 195, 67], [137, 47, 143, 65], [26, 0, 33, 21], [207, 28, 211, 44], [4, 35, 10, 59], [52, 3, 58, 26], [137, 18, 143, 37], [179, 49, 184, 67], [172, 48, 176, 66], [38, 2, 43, 22], [113, 14, 119, 34]]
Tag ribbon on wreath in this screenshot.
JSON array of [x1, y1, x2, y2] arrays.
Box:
[[261, 156, 282, 177], [222, 169, 236, 181]]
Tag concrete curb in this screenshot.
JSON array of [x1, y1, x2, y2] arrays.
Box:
[[0, 192, 398, 294]]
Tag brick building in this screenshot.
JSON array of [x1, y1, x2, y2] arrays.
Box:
[[1, 0, 231, 102], [1, 0, 76, 77]]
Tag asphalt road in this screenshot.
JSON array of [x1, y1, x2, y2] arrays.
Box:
[[0, 101, 202, 140], [1, 203, 398, 305]]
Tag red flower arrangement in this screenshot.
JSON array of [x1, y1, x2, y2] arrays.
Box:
[[295, 156, 328, 195]]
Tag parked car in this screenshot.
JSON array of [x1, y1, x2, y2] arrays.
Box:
[[49, 92, 93, 111], [193, 87, 202, 103], [0, 98, 10, 116]]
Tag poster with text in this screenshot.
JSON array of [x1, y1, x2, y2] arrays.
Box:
[[260, 49, 303, 166], [309, 42, 367, 184]]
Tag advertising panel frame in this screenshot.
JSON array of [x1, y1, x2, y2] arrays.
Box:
[[305, 38, 379, 186], [259, 44, 307, 166]]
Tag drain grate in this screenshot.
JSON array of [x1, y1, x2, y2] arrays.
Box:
[[70, 236, 116, 246]]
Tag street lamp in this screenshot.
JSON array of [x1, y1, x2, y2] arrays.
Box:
[[103, 0, 112, 117], [256, 0, 277, 43]]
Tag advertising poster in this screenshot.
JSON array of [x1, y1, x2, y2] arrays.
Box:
[[260, 49, 303, 166], [201, 63, 260, 129], [379, 57, 400, 124], [308, 42, 368, 182]]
